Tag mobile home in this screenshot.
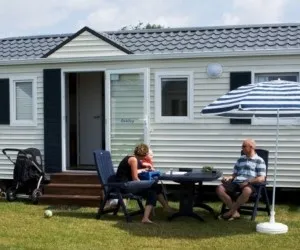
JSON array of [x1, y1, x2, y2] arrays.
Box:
[[0, 24, 300, 188]]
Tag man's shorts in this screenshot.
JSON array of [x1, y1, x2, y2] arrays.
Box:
[[223, 182, 254, 196]]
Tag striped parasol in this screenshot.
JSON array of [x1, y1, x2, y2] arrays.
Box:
[[202, 79, 300, 118], [201, 79, 300, 234]]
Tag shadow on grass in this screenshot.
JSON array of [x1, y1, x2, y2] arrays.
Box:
[[54, 210, 97, 219], [51, 205, 257, 239], [110, 208, 257, 239]]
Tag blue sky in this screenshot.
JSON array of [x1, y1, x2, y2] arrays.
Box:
[[0, 0, 299, 38]]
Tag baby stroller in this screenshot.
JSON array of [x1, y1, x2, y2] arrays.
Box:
[[2, 148, 44, 204]]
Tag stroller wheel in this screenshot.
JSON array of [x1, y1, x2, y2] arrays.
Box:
[[31, 188, 42, 204], [6, 187, 17, 202]]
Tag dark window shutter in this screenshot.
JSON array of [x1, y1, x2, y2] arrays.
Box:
[[44, 69, 62, 173], [0, 79, 10, 124], [230, 72, 251, 124]]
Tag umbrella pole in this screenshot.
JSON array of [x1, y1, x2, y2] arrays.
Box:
[[256, 109, 288, 234], [270, 109, 279, 223]]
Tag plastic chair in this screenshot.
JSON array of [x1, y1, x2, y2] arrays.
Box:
[[93, 149, 155, 222], [93, 150, 143, 222], [220, 148, 271, 221]]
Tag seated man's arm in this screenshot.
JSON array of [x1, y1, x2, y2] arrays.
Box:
[[248, 175, 265, 184], [222, 173, 237, 183], [222, 161, 239, 183], [247, 158, 267, 185]]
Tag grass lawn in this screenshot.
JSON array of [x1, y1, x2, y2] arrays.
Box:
[[1, 199, 300, 250]]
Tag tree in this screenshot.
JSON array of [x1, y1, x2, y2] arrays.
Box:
[[121, 22, 165, 30]]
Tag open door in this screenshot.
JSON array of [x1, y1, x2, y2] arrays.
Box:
[[78, 72, 104, 165], [106, 69, 149, 166], [65, 71, 105, 170]]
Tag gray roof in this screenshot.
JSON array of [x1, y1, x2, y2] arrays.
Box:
[[0, 34, 70, 60], [1, 23, 300, 60]]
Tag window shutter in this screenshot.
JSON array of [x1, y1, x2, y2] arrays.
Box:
[[230, 72, 251, 124], [44, 69, 62, 173], [0, 79, 10, 124]]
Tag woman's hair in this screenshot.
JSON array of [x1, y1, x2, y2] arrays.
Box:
[[134, 143, 149, 157]]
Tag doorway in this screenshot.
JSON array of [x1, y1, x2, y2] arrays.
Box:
[[65, 71, 105, 170]]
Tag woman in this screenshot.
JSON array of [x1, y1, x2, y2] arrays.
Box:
[[116, 143, 172, 224]]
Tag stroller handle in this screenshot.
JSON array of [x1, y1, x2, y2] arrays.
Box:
[[2, 148, 27, 156], [2, 148, 44, 174], [2, 148, 32, 166]]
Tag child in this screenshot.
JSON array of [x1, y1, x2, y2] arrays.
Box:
[[141, 148, 155, 171]]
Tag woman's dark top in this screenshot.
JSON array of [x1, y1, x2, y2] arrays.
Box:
[[116, 155, 142, 182]]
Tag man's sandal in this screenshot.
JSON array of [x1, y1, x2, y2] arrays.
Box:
[[218, 213, 235, 221]]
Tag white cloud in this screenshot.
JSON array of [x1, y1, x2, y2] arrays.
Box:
[[222, 13, 240, 25], [76, 0, 189, 31], [222, 0, 288, 25], [0, 0, 106, 37], [77, 6, 121, 31], [77, 0, 184, 30], [0, 0, 296, 38], [149, 16, 190, 28]]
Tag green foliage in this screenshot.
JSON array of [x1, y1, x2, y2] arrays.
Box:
[[0, 200, 299, 249], [202, 166, 214, 172], [121, 21, 165, 30]]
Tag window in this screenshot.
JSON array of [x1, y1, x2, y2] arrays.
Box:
[[10, 77, 37, 126], [253, 72, 300, 125], [255, 73, 298, 82], [155, 72, 193, 122]]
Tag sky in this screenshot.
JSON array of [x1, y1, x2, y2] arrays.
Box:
[[0, 0, 300, 38]]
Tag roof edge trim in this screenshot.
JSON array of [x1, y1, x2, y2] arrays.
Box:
[[2, 49, 300, 66]]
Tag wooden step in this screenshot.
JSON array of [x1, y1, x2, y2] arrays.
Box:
[[39, 194, 102, 207], [44, 183, 103, 196], [39, 172, 104, 207], [50, 172, 100, 184]]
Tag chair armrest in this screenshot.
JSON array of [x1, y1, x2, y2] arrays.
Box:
[[104, 180, 156, 191], [104, 182, 126, 189], [123, 180, 156, 190], [251, 181, 267, 187]]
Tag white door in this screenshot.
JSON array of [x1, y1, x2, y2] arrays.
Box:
[[106, 69, 149, 166], [78, 72, 103, 165]]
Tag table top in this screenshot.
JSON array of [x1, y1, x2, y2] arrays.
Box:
[[160, 170, 222, 182]]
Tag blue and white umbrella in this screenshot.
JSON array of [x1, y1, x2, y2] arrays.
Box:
[[202, 79, 300, 234], [202, 80, 300, 118]]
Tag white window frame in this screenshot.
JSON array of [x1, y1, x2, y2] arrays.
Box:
[[252, 72, 300, 126], [155, 71, 194, 123], [10, 76, 37, 126]]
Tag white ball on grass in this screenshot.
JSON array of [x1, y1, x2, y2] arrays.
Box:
[[44, 210, 53, 218]]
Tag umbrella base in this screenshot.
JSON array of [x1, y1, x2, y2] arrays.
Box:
[[256, 222, 288, 234]]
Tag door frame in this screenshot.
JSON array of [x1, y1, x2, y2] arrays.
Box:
[[105, 68, 150, 151], [61, 67, 106, 172]]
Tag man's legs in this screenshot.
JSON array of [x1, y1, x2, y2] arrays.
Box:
[[216, 184, 234, 209], [223, 186, 252, 218]]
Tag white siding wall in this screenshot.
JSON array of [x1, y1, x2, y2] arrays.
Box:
[[1, 55, 300, 188], [0, 66, 44, 179], [148, 56, 300, 188], [48, 31, 127, 58]]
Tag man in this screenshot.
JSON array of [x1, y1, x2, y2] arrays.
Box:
[[216, 138, 266, 220]]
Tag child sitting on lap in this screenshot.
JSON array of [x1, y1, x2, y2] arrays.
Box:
[[141, 148, 155, 171]]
